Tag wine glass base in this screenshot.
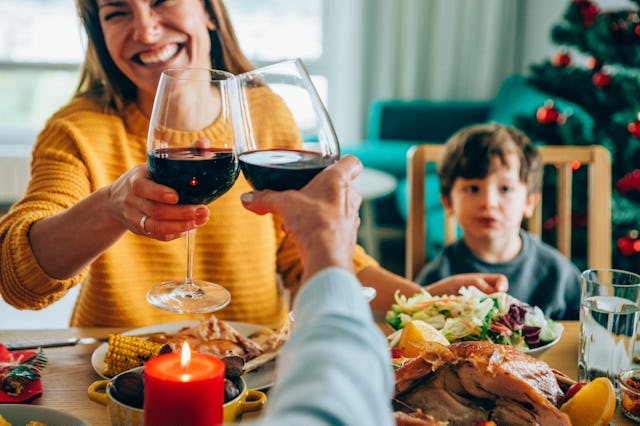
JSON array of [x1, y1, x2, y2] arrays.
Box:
[[146, 280, 231, 314]]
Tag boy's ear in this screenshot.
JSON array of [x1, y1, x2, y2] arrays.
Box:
[[440, 194, 454, 215], [523, 192, 540, 218]]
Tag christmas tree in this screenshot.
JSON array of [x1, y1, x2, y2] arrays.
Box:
[[516, 0, 640, 273]]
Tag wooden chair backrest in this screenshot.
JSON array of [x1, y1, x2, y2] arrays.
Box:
[[405, 144, 612, 280]]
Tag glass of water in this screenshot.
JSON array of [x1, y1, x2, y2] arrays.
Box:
[[578, 268, 640, 386]]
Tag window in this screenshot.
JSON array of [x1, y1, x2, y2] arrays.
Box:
[[0, 0, 325, 143], [227, 0, 322, 63], [227, 0, 327, 103], [0, 0, 83, 134]]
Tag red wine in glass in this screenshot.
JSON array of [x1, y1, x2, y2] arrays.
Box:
[[233, 59, 341, 192], [148, 147, 239, 204], [239, 149, 338, 191], [146, 67, 237, 314]]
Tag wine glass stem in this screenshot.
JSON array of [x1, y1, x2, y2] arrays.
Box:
[[185, 228, 196, 285]]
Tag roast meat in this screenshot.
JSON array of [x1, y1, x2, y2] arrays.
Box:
[[394, 341, 571, 426]]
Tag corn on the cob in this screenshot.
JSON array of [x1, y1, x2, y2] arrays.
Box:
[[0, 415, 47, 426], [103, 334, 170, 377], [0, 414, 12, 426]]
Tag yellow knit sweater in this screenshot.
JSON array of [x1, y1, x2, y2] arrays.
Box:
[[0, 94, 376, 327]]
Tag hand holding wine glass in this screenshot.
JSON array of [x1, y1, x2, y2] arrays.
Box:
[[233, 58, 340, 191], [233, 60, 376, 304], [146, 68, 239, 314]]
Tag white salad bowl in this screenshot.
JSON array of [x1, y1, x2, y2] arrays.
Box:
[[523, 333, 562, 358]]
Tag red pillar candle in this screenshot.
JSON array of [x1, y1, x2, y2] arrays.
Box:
[[144, 342, 225, 426]]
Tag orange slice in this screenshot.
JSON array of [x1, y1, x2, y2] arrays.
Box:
[[559, 376, 616, 426], [398, 320, 449, 358]]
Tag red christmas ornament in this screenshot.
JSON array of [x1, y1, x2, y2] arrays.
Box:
[[615, 169, 640, 195], [592, 71, 612, 87], [570, 160, 582, 171], [617, 231, 640, 256], [552, 51, 572, 67], [618, 236, 635, 256], [586, 56, 601, 70], [575, 0, 599, 27], [536, 101, 562, 125], [627, 114, 640, 137], [635, 24, 640, 36]]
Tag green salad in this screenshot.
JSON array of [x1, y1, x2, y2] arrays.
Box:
[[386, 287, 563, 351]]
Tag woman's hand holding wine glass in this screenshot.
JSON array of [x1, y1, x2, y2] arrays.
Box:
[[146, 68, 239, 314]]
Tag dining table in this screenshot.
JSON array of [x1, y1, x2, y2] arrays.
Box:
[[0, 321, 635, 425]]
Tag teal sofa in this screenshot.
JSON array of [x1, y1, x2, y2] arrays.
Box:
[[343, 74, 593, 261]]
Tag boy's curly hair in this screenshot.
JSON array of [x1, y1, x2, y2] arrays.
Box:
[[438, 123, 542, 197]]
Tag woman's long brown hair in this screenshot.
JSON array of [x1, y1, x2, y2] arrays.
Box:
[[73, 0, 253, 113]]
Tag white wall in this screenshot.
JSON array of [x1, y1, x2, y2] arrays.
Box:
[[519, 0, 634, 68], [520, 0, 568, 67]]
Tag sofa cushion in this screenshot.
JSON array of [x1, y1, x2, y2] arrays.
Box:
[[341, 140, 418, 178], [368, 100, 491, 140]]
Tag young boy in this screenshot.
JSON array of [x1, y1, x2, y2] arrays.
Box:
[[416, 123, 581, 320]]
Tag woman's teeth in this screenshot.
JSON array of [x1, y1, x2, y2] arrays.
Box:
[[138, 44, 178, 64]]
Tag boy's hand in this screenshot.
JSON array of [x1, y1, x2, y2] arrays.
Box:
[[426, 273, 508, 296]]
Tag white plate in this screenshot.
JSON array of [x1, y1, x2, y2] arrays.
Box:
[[91, 321, 275, 390], [524, 333, 562, 358], [0, 404, 90, 426]]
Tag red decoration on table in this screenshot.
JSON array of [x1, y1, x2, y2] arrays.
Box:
[[144, 342, 225, 426], [592, 70, 612, 87], [0, 344, 46, 403], [552, 51, 572, 67]]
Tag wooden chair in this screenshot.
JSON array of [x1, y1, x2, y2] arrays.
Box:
[[405, 144, 612, 280]]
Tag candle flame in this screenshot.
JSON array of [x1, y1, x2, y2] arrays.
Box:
[[180, 341, 191, 371]]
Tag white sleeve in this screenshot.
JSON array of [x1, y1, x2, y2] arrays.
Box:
[[249, 267, 395, 426]]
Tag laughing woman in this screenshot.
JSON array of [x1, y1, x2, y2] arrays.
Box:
[[0, 0, 506, 327]]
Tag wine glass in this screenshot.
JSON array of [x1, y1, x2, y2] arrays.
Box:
[[231, 59, 376, 302], [146, 68, 239, 314], [232, 58, 340, 190]]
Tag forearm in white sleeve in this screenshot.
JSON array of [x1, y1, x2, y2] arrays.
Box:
[[250, 267, 395, 426]]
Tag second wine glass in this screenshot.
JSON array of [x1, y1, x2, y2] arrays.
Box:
[[146, 68, 239, 314], [233, 58, 340, 191]]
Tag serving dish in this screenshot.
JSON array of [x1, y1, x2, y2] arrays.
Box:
[[386, 287, 564, 357], [0, 404, 90, 426], [91, 321, 275, 390], [523, 334, 561, 357], [87, 366, 266, 425]]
